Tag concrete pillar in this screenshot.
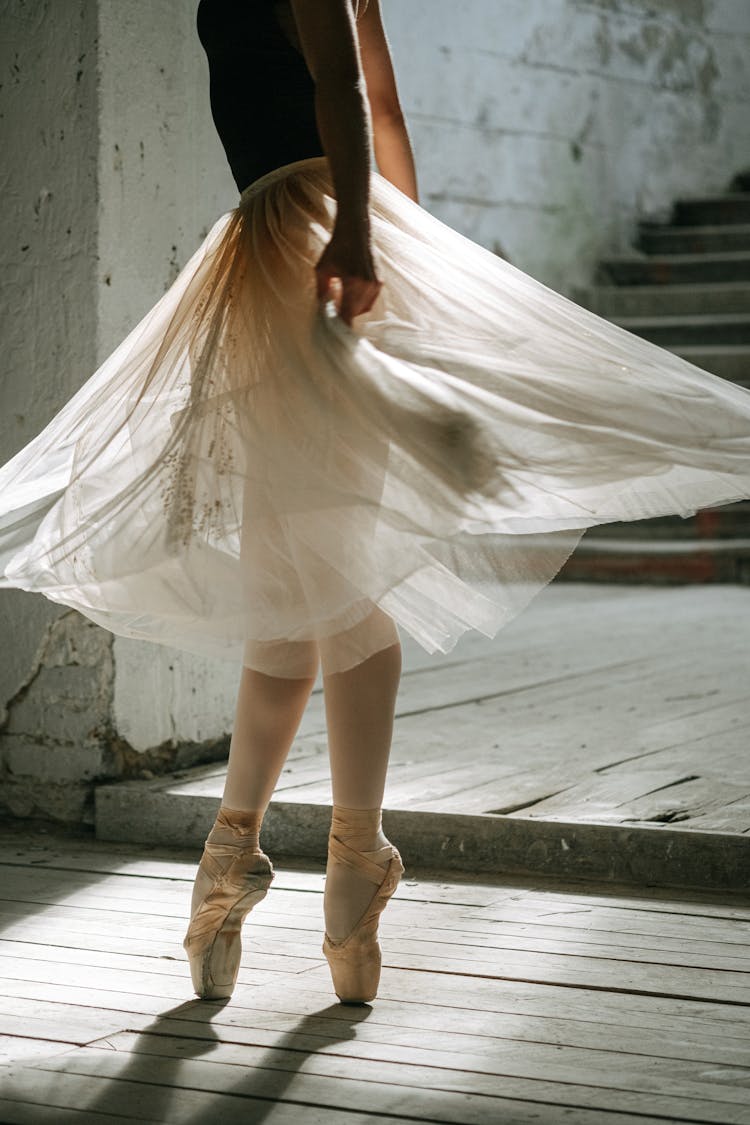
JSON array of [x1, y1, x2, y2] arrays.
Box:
[[0, 0, 238, 824], [1, 0, 104, 822]]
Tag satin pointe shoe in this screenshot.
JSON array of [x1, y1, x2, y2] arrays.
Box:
[[183, 809, 274, 999], [322, 833, 405, 1003]]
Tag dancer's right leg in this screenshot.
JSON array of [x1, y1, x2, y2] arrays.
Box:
[[222, 656, 319, 813], [191, 652, 319, 922], [184, 642, 318, 999]]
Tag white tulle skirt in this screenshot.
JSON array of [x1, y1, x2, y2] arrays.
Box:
[[2, 155, 750, 675]]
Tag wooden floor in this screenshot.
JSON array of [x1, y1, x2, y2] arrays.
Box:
[[1, 829, 749, 1124], [166, 584, 750, 834]]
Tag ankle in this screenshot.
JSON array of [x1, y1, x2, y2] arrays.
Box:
[[210, 804, 265, 850], [330, 803, 389, 853]]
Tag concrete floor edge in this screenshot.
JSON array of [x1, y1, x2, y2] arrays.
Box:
[[95, 782, 750, 894]]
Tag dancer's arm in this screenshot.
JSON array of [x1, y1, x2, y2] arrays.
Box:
[[290, 0, 381, 323], [358, 0, 419, 203]]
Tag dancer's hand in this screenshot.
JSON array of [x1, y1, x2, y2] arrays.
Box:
[[315, 226, 383, 326]]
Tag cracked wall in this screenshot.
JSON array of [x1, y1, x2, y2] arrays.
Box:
[[1, 613, 115, 823]]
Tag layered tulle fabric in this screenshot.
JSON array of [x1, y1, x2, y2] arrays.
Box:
[[2, 155, 750, 674]]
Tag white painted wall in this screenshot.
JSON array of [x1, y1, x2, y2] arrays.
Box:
[[112, 637, 239, 753], [0, 0, 99, 714], [0, 1, 99, 460], [0, 1, 107, 820], [95, 0, 236, 356], [382, 0, 750, 291]]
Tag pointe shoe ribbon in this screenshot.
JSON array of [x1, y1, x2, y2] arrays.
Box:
[[322, 833, 404, 1004], [183, 830, 274, 1000]]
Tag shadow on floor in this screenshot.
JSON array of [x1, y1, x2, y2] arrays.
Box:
[[23, 996, 374, 1123]]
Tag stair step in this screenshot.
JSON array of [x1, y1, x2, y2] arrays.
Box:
[[600, 251, 750, 285], [669, 344, 750, 383], [560, 537, 750, 584], [576, 281, 750, 318], [578, 536, 750, 554], [672, 195, 750, 226], [584, 502, 750, 541], [572, 178, 750, 586], [613, 312, 750, 346], [638, 223, 750, 255]]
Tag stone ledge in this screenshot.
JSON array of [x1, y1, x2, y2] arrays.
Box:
[[95, 778, 750, 894]]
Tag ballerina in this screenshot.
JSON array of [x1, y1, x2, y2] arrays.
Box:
[[2, 0, 750, 1003]]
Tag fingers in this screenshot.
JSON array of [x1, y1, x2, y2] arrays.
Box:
[[314, 264, 382, 326], [338, 277, 382, 326]]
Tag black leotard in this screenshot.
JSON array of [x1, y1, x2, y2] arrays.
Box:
[[196, 0, 324, 194]]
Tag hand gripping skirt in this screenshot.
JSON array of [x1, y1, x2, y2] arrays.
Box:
[[2, 155, 750, 676]]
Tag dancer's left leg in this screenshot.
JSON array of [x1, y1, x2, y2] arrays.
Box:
[[317, 609, 404, 1001], [320, 609, 402, 944]]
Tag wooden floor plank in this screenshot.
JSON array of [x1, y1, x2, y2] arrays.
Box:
[[0, 1091, 163, 1125], [0, 1034, 81, 1067], [128, 584, 750, 833], [264, 643, 744, 777], [3, 924, 749, 1006], [0, 1070, 425, 1125], [2, 825, 748, 916], [0, 1067, 678, 1125], [80, 1019, 750, 1100], [1, 833, 748, 1124], [2, 994, 747, 1067], [3, 847, 750, 911], [0, 937, 315, 977], [3, 888, 749, 971], [3, 894, 747, 950], [279, 584, 745, 740], [17, 1041, 750, 1124], [5, 911, 750, 972], [3, 973, 748, 1048]]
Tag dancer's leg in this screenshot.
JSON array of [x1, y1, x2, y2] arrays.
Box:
[[322, 638, 401, 811], [222, 649, 320, 813], [320, 608, 402, 941], [191, 643, 317, 913], [189, 644, 319, 926]]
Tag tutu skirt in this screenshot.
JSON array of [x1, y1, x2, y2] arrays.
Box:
[[2, 155, 750, 675]]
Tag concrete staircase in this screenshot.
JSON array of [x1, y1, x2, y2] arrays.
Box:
[[563, 171, 750, 584]]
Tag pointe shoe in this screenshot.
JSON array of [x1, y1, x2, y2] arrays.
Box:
[[322, 833, 404, 1003], [183, 815, 274, 1000]]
